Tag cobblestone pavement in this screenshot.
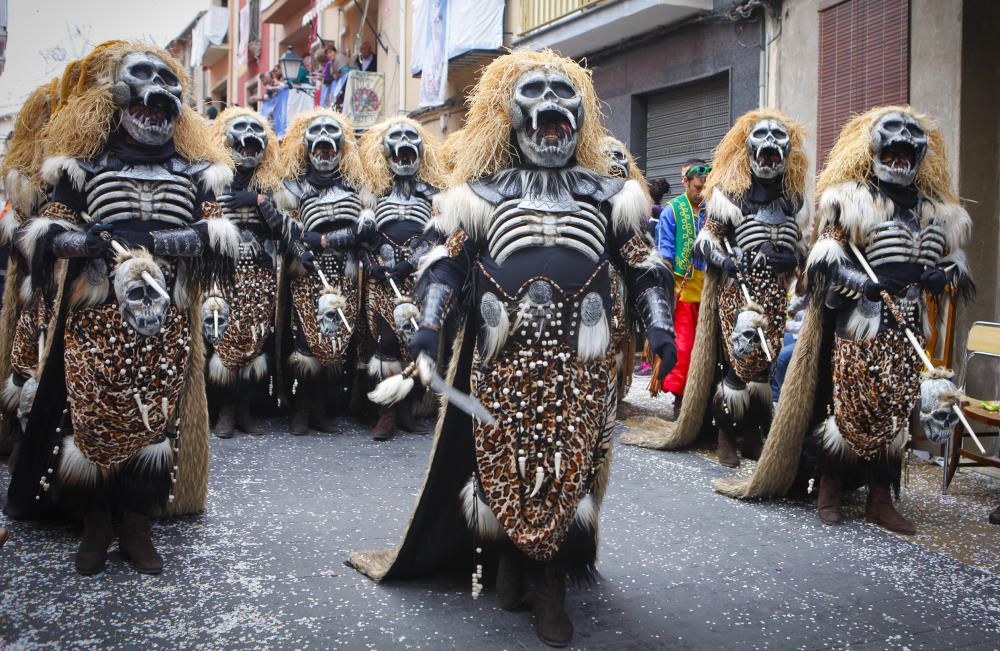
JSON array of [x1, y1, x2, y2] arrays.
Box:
[[1, 378, 998, 650]]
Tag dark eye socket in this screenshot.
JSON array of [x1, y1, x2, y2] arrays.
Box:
[[772, 129, 787, 139], [551, 82, 576, 99], [250, 122, 265, 133], [158, 68, 179, 87], [908, 124, 925, 137], [308, 125, 323, 135], [403, 128, 418, 139], [884, 120, 903, 131], [520, 81, 545, 98], [752, 128, 768, 138], [127, 286, 146, 301], [131, 63, 154, 80]]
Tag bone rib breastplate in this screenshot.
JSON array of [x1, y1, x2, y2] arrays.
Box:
[[85, 165, 195, 227], [374, 195, 431, 230], [487, 198, 606, 265], [864, 219, 945, 268], [299, 186, 361, 232], [733, 202, 800, 254]]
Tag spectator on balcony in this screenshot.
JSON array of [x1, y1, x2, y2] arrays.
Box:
[[292, 53, 314, 85], [355, 41, 377, 72]]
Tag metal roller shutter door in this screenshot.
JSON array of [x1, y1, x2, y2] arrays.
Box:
[[644, 73, 730, 198]]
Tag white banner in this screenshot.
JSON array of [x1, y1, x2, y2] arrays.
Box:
[[415, 0, 448, 107], [237, 5, 250, 68], [447, 0, 504, 59], [191, 6, 230, 68], [343, 71, 385, 129]]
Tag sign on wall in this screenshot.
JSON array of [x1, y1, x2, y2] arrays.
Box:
[[343, 71, 384, 129]]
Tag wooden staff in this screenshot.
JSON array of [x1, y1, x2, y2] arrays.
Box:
[[848, 241, 985, 453]]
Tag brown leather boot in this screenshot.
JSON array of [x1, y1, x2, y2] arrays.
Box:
[[817, 474, 843, 525], [716, 428, 740, 468], [118, 512, 163, 574], [372, 406, 396, 441], [75, 510, 115, 576], [496, 548, 528, 611], [396, 401, 427, 434], [290, 398, 310, 435], [990, 505, 1000, 525], [214, 402, 235, 439], [533, 573, 573, 648], [235, 396, 260, 434], [741, 432, 764, 461], [309, 398, 341, 434], [865, 486, 915, 535]]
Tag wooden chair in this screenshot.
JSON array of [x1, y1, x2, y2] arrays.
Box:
[[942, 321, 1000, 492]]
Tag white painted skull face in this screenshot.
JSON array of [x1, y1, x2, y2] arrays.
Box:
[[305, 116, 343, 173], [384, 122, 423, 178], [510, 67, 582, 168], [201, 296, 231, 345], [226, 116, 268, 169], [871, 111, 928, 186], [393, 301, 420, 344], [605, 141, 629, 178], [317, 292, 346, 337], [729, 308, 767, 360], [114, 259, 170, 337], [747, 119, 790, 180], [919, 375, 960, 444], [113, 52, 184, 146]]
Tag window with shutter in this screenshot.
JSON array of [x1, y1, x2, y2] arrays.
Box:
[[816, 0, 910, 168]]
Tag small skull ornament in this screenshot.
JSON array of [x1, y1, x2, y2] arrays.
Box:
[[317, 291, 347, 337], [113, 52, 184, 146], [114, 257, 170, 337], [384, 122, 423, 178], [871, 111, 928, 186], [747, 119, 790, 180], [201, 295, 231, 345], [510, 67, 582, 168], [226, 116, 268, 169], [305, 116, 344, 173], [604, 139, 629, 178], [393, 301, 420, 344], [729, 307, 767, 360], [919, 372, 961, 444]]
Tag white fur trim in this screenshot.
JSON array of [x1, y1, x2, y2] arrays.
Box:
[[16, 377, 38, 430], [922, 200, 972, 252], [17, 216, 81, 264], [204, 216, 241, 259], [208, 353, 236, 386], [818, 416, 851, 458], [18, 276, 33, 305], [717, 380, 751, 423], [359, 186, 378, 211], [609, 178, 651, 235], [367, 373, 415, 405], [67, 271, 110, 310], [479, 299, 510, 363], [273, 186, 298, 213], [794, 202, 814, 256], [805, 236, 848, 273], [367, 354, 403, 379], [58, 436, 100, 486], [288, 351, 323, 377], [173, 261, 193, 309], [694, 219, 722, 255], [460, 477, 505, 542], [1, 376, 23, 413], [817, 182, 893, 244], [844, 301, 881, 341], [241, 353, 269, 382], [414, 244, 449, 282], [0, 206, 23, 247], [200, 162, 234, 196], [577, 305, 610, 361], [132, 437, 175, 472], [41, 156, 86, 191], [574, 494, 597, 531], [3, 170, 44, 220], [706, 190, 745, 227], [435, 184, 493, 239]]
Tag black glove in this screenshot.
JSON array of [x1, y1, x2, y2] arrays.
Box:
[[720, 257, 738, 277], [292, 240, 316, 273], [920, 267, 948, 295], [409, 327, 439, 362], [646, 326, 677, 380], [356, 217, 376, 244], [385, 260, 415, 284], [85, 223, 114, 258], [368, 263, 389, 281], [863, 280, 888, 302], [258, 200, 285, 232], [219, 191, 260, 209], [300, 231, 325, 254], [764, 250, 798, 274]]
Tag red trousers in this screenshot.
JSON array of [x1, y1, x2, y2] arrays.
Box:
[[661, 299, 699, 396]]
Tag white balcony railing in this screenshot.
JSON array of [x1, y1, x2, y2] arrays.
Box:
[[520, 0, 606, 35]]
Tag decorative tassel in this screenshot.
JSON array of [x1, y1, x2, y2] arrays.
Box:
[[577, 305, 610, 361], [367, 374, 415, 405], [417, 354, 435, 386]]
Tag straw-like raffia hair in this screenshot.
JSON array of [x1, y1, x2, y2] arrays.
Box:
[[42, 40, 229, 166], [278, 108, 364, 187], [449, 49, 606, 187], [601, 134, 652, 202], [440, 128, 464, 173], [359, 116, 448, 196], [1, 83, 54, 186], [214, 106, 283, 193], [705, 109, 808, 202], [816, 105, 957, 203]]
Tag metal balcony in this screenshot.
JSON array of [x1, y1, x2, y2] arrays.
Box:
[[520, 0, 607, 35]]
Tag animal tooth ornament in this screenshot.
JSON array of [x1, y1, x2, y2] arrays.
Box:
[[205, 107, 287, 438], [4, 41, 238, 577], [273, 109, 367, 435], [712, 106, 973, 538], [358, 116, 447, 441], [621, 109, 811, 469], [347, 50, 676, 649]]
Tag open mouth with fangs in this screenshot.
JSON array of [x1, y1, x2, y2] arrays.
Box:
[[530, 109, 576, 150], [391, 144, 418, 167], [880, 141, 916, 174], [754, 144, 784, 171], [311, 141, 338, 161], [236, 137, 264, 159], [126, 93, 178, 132]]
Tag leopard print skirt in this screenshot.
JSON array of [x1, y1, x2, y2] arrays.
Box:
[[11, 300, 50, 379], [291, 268, 359, 368], [213, 260, 276, 372], [366, 275, 416, 365], [717, 267, 788, 382], [64, 302, 190, 468], [832, 328, 921, 460]]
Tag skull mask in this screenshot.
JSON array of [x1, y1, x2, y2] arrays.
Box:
[[114, 257, 170, 337], [510, 67, 582, 168], [317, 291, 347, 337], [871, 111, 928, 187], [729, 307, 768, 360], [393, 301, 420, 344], [384, 122, 423, 178], [201, 295, 231, 345], [226, 116, 268, 170], [605, 141, 629, 179], [113, 52, 184, 146], [747, 119, 790, 180], [919, 373, 960, 444], [305, 116, 343, 173]]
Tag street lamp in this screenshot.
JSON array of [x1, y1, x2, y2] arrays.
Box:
[[279, 45, 303, 83]]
